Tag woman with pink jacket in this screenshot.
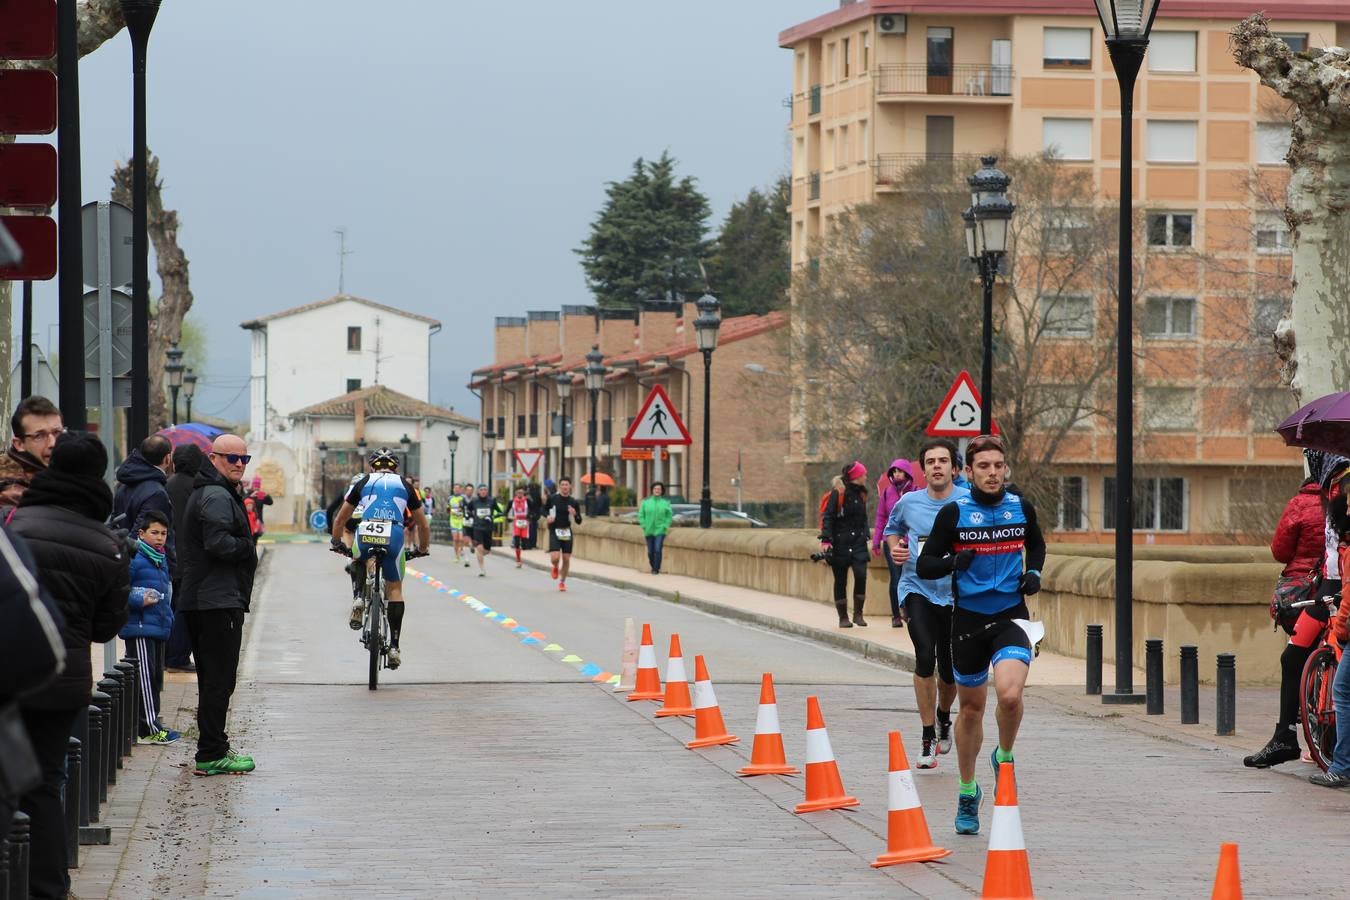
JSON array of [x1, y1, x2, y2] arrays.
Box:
[[873, 459, 920, 628]]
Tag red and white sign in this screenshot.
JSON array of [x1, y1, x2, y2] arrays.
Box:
[[925, 370, 999, 437], [622, 384, 691, 447], [512, 449, 543, 477]]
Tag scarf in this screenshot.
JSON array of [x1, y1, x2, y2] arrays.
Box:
[[18, 467, 114, 522], [137, 539, 165, 568]]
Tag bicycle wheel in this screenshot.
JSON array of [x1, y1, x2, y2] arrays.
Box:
[[1300, 645, 1338, 772], [368, 565, 383, 691]]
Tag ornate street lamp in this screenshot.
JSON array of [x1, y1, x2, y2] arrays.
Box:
[[400, 432, 412, 477], [693, 294, 722, 529], [1095, 0, 1162, 705], [164, 342, 184, 425], [356, 435, 367, 472], [447, 430, 459, 487], [583, 345, 606, 515], [964, 156, 1015, 436], [183, 367, 197, 422]]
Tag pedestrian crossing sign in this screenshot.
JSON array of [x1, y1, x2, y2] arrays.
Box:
[[622, 384, 691, 447]]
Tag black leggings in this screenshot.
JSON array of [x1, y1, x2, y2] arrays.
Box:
[[831, 556, 868, 602], [905, 593, 954, 682]]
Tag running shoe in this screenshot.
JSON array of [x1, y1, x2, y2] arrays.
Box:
[[551, 563, 559, 579], [937, 719, 952, 755], [349, 598, 365, 630], [916, 737, 937, 769], [478, 572, 485, 578], [195, 755, 256, 776], [388, 647, 402, 670], [991, 748, 1014, 790], [516, 562, 522, 569], [954, 785, 982, 835], [463, 559, 470, 568], [1243, 735, 1300, 769], [558, 582, 567, 592], [226, 749, 254, 764], [138, 730, 173, 745], [1309, 770, 1350, 788]]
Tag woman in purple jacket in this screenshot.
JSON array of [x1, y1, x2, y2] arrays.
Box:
[[873, 459, 919, 628]]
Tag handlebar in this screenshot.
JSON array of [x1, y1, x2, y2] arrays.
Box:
[[1286, 595, 1339, 610]]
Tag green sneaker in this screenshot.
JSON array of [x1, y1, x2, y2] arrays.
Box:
[[137, 730, 171, 745], [226, 749, 254, 764], [195, 754, 256, 776]]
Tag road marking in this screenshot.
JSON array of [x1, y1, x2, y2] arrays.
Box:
[[406, 567, 619, 685]]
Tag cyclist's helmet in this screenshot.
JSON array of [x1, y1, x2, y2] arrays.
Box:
[[369, 447, 399, 471]]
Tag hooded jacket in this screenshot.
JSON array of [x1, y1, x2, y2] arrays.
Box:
[[177, 463, 258, 612], [1270, 482, 1326, 578], [113, 449, 175, 570], [872, 459, 919, 553], [119, 541, 174, 640]]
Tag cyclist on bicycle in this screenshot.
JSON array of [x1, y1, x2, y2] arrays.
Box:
[[329, 448, 430, 670]]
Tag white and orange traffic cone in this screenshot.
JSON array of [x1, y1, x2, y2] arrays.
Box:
[[795, 696, 859, 813], [614, 616, 638, 693], [1211, 843, 1243, 900], [980, 761, 1033, 899], [627, 623, 663, 701], [737, 673, 798, 776], [654, 634, 694, 718], [685, 655, 739, 749], [872, 731, 950, 867]]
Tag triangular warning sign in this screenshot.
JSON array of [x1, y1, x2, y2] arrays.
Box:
[[513, 449, 543, 477], [925, 370, 999, 437], [623, 384, 691, 447]]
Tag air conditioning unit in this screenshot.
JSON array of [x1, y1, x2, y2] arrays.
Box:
[[876, 13, 907, 35]]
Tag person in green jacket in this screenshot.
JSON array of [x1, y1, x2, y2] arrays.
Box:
[[638, 482, 674, 574]]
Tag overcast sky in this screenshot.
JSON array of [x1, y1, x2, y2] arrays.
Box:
[[22, 0, 826, 423]]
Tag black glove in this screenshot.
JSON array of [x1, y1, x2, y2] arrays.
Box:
[[952, 549, 975, 571], [329, 537, 347, 555], [1019, 571, 1041, 596]]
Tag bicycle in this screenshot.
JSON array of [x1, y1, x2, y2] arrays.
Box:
[[1290, 595, 1342, 772], [332, 520, 427, 691]]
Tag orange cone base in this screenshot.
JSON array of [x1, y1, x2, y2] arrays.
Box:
[[795, 795, 859, 814], [981, 850, 1034, 900], [686, 732, 739, 749], [627, 689, 663, 701], [872, 845, 952, 868], [653, 705, 694, 717], [738, 761, 799, 776]]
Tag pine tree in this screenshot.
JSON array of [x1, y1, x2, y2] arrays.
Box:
[[707, 176, 790, 317], [576, 152, 712, 307]]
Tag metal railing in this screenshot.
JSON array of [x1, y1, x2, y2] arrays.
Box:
[[808, 171, 820, 201], [873, 64, 1013, 97], [809, 84, 821, 115], [872, 153, 984, 186]]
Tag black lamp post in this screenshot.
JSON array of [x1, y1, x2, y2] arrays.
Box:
[[183, 367, 197, 422], [447, 430, 459, 487], [400, 433, 412, 476], [583, 346, 606, 515], [1096, 0, 1160, 705], [693, 294, 722, 529], [164, 342, 184, 426], [356, 435, 367, 472], [964, 157, 1015, 436], [555, 373, 572, 484], [119, 0, 162, 444], [318, 441, 328, 509]]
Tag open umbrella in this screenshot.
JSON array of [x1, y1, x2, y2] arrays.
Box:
[[156, 422, 226, 452], [579, 472, 615, 487], [1276, 392, 1350, 457]]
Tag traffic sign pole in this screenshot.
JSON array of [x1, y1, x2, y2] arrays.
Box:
[[97, 203, 114, 483]]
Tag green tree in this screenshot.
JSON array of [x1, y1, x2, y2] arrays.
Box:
[[576, 152, 711, 307], [707, 176, 790, 317]]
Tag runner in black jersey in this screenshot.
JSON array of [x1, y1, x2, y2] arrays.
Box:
[[543, 476, 583, 592]]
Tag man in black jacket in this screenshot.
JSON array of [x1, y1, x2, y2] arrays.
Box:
[[178, 434, 258, 776], [9, 432, 130, 899], [164, 443, 205, 671]]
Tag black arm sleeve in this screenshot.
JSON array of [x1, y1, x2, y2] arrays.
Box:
[[916, 502, 960, 579], [1022, 498, 1047, 573]]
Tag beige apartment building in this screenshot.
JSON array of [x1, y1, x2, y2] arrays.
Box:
[[780, 0, 1350, 543]]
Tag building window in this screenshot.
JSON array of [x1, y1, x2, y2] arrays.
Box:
[[827, 42, 838, 83], [1148, 31, 1197, 73], [1041, 294, 1093, 337], [346, 326, 362, 351], [1277, 33, 1308, 52], [1104, 476, 1188, 531], [346, 378, 362, 393], [1146, 212, 1193, 247], [861, 31, 870, 72], [1146, 121, 1197, 163], [1256, 213, 1291, 253], [857, 119, 869, 164], [1253, 297, 1287, 335], [1257, 122, 1291, 165], [1044, 210, 1091, 251], [1057, 476, 1088, 531], [838, 124, 849, 169], [824, 128, 835, 170], [1143, 387, 1196, 431], [1043, 27, 1092, 68], [1042, 118, 1092, 161], [1143, 297, 1195, 338], [842, 36, 851, 78]]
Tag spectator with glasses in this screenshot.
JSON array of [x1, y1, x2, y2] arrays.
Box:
[[0, 395, 63, 512]]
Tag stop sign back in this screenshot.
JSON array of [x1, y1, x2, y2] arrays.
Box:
[[0, 71, 57, 134], [0, 0, 57, 59]]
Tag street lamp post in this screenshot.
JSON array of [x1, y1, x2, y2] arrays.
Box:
[[447, 430, 459, 487], [400, 433, 412, 477], [356, 436, 368, 472], [164, 342, 184, 426], [583, 346, 606, 515], [555, 373, 572, 484], [964, 157, 1015, 436], [183, 367, 197, 422], [318, 441, 328, 509], [693, 294, 722, 529], [1096, 0, 1160, 705]]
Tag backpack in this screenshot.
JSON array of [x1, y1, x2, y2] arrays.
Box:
[[817, 489, 843, 530]]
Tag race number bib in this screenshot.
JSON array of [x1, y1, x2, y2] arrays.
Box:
[[555, 528, 572, 541], [357, 518, 393, 546], [515, 519, 528, 530], [476, 508, 491, 519]]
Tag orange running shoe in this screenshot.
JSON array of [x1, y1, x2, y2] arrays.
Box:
[[558, 581, 567, 592]]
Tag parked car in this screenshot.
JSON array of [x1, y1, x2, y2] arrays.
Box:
[[616, 504, 768, 528]]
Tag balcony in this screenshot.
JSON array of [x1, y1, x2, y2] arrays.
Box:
[[873, 64, 1013, 100], [808, 84, 821, 116], [808, 171, 820, 201], [872, 153, 984, 188]]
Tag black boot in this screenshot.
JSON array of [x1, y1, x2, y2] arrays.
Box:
[[836, 600, 852, 628], [1243, 724, 1300, 768], [852, 595, 868, 627]]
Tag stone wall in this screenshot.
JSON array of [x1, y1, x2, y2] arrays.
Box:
[[572, 522, 1289, 684]]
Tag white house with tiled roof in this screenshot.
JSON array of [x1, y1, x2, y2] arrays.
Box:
[[241, 294, 442, 445]]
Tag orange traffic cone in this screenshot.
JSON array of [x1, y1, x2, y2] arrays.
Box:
[[1211, 843, 1242, 900], [872, 731, 951, 867], [737, 673, 798, 776], [980, 761, 1033, 899], [794, 696, 859, 813], [685, 655, 739, 749], [653, 634, 694, 718], [627, 623, 663, 701]]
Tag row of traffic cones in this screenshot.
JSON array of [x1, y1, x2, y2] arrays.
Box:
[[619, 623, 1243, 899]]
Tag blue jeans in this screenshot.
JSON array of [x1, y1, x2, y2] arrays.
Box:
[[1332, 646, 1350, 775], [645, 534, 666, 573]]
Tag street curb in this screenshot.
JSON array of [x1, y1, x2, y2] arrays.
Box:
[[504, 551, 918, 674]]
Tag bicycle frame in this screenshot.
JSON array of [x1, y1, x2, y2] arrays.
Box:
[[362, 547, 389, 691]]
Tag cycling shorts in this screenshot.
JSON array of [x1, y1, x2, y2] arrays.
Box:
[[354, 527, 406, 583], [951, 601, 1032, 687]]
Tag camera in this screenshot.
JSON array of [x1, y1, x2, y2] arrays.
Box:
[[809, 550, 832, 563]]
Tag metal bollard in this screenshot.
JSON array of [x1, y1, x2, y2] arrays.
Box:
[[1145, 638, 1164, 715], [8, 811, 29, 900], [106, 667, 132, 762], [115, 659, 139, 753], [1085, 624, 1103, 695], [89, 693, 111, 807], [0, 819, 8, 900], [65, 738, 82, 867], [81, 706, 97, 826], [96, 677, 122, 779], [1216, 653, 1237, 736], [1180, 645, 1199, 725]]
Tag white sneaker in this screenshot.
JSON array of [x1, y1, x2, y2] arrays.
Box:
[[937, 720, 953, 755], [917, 737, 938, 769], [387, 647, 401, 670], [349, 598, 365, 630]]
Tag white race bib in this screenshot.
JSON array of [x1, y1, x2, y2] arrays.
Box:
[[357, 518, 393, 546], [555, 528, 572, 541], [476, 508, 491, 519], [515, 519, 528, 530]]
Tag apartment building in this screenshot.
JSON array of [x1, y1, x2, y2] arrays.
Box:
[[780, 0, 1350, 542]]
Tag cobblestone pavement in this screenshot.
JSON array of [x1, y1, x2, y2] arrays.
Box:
[[81, 544, 1347, 898]]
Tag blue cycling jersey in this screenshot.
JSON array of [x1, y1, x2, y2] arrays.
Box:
[[346, 472, 419, 523], [949, 492, 1032, 614]]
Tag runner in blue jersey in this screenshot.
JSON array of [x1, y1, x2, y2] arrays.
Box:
[[882, 437, 969, 770], [329, 447, 430, 670], [917, 433, 1045, 837]]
